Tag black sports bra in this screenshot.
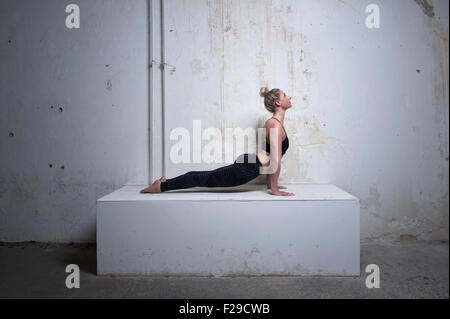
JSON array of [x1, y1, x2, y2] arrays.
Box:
[[264, 118, 289, 156]]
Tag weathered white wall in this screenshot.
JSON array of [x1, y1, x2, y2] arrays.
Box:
[[0, 0, 448, 243], [0, 0, 149, 242], [163, 0, 448, 242]]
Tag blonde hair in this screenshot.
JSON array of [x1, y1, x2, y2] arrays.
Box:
[[259, 87, 280, 113]]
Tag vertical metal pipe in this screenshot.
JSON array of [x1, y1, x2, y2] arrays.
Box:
[[147, 0, 153, 183], [160, 0, 166, 177], [148, 0, 166, 182]]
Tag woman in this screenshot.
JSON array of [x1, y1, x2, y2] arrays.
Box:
[[140, 87, 295, 196]]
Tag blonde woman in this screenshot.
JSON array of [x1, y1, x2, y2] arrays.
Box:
[[140, 87, 294, 196]]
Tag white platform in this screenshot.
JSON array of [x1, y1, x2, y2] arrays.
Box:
[[97, 183, 360, 276]]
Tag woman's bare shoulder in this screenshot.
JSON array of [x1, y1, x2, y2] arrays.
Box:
[[265, 118, 282, 129]]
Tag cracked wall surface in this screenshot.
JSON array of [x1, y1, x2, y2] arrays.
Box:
[[0, 0, 448, 242], [164, 0, 449, 242], [0, 0, 149, 242]]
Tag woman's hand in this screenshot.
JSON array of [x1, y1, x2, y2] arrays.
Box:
[[270, 188, 295, 196], [267, 184, 288, 190]]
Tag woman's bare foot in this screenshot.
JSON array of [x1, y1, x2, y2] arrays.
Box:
[[140, 179, 162, 193], [159, 177, 166, 182]]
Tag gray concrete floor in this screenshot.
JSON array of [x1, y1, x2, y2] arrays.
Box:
[[0, 241, 448, 299]]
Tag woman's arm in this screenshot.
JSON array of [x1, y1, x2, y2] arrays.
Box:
[[268, 159, 282, 193], [267, 125, 293, 196], [266, 169, 287, 189], [266, 174, 272, 188]]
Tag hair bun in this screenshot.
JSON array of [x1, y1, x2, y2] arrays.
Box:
[[259, 87, 269, 98]]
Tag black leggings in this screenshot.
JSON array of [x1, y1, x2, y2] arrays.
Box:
[[160, 153, 262, 192]]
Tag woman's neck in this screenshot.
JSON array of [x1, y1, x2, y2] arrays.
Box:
[[272, 110, 286, 124]]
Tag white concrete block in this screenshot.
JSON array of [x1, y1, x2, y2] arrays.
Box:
[[97, 183, 360, 276]]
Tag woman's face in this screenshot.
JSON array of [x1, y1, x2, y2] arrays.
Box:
[[276, 90, 292, 109]]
